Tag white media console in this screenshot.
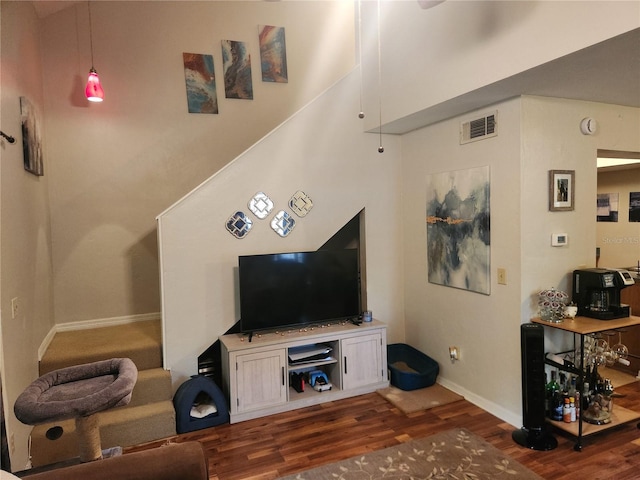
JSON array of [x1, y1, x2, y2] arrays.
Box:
[[220, 319, 388, 423]]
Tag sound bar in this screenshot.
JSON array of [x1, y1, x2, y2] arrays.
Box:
[[512, 323, 557, 451]]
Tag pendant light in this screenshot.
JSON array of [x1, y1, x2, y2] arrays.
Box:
[[85, 1, 104, 102], [376, 0, 384, 153]]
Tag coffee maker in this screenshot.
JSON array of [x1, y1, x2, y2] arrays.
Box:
[[572, 268, 635, 319]]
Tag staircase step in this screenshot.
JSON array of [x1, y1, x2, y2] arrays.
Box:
[[39, 320, 162, 375], [30, 400, 177, 467], [128, 368, 173, 407]]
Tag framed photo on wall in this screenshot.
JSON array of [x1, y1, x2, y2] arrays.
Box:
[[549, 170, 574, 211]]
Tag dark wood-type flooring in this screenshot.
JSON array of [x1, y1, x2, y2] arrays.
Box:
[[126, 380, 640, 480]]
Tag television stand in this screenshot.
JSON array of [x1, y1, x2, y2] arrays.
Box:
[[219, 319, 388, 423]]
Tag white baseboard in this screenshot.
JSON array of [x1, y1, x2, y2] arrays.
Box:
[[38, 328, 58, 361], [38, 312, 161, 361], [437, 376, 520, 429]]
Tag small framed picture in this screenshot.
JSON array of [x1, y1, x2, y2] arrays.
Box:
[[549, 170, 575, 211]]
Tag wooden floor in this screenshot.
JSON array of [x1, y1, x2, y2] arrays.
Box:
[[127, 380, 640, 480]]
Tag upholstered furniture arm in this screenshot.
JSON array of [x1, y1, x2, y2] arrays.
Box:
[[23, 442, 208, 480]]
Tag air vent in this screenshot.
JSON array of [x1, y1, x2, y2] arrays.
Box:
[[460, 111, 498, 144]]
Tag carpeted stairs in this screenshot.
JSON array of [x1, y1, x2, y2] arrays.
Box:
[[30, 319, 176, 467]]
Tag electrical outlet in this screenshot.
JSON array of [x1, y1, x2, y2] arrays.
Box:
[[497, 268, 507, 285], [11, 297, 19, 319]]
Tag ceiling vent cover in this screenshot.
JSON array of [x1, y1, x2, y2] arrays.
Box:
[[460, 111, 498, 144]]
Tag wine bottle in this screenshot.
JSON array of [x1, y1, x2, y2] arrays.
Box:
[[545, 370, 560, 419]]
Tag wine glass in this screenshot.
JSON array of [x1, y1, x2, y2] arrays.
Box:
[[593, 334, 609, 366], [602, 331, 618, 367], [611, 329, 629, 362]]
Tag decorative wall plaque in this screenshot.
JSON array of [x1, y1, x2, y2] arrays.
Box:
[[225, 211, 253, 239], [271, 210, 295, 237]]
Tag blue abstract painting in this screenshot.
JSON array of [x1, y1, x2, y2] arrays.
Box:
[[259, 25, 288, 83], [221, 40, 253, 99], [183, 53, 218, 114], [426, 166, 490, 295]]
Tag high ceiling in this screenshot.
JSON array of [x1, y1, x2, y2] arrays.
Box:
[[31, 2, 639, 134], [384, 28, 640, 134]]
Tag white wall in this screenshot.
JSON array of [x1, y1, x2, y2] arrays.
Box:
[[159, 1, 640, 425], [158, 70, 404, 389], [401, 99, 523, 425], [39, 1, 357, 325], [360, 0, 639, 132], [400, 97, 639, 428], [521, 98, 640, 358], [1, 1, 55, 470]]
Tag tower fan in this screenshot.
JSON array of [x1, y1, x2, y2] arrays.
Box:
[[512, 323, 557, 450]]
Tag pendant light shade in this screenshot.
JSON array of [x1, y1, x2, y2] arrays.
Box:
[[85, 68, 104, 102], [85, 1, 104, 102]]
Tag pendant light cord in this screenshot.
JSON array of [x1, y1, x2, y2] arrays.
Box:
[[357, 0, 364, 119], [377, 0, 384, 153], [88, 1, 95, 68]]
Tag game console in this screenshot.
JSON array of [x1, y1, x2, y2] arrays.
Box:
[[308, 370, 328, 387], [290, 372, 305, 393], [308, 370, 332, 391]]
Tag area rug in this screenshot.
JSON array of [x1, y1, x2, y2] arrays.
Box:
[[277, 428, 542, 480], [377, 384, 464, 414]]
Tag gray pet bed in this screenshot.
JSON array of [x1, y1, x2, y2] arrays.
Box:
[[14, 358, 138, 462]]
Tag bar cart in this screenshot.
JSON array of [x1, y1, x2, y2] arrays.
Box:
[[532, 315, 640, 451]]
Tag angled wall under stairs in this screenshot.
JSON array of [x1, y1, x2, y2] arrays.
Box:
[[30, 320, 176, 467]]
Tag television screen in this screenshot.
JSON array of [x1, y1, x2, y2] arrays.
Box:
[[239, 249, 361, 333]]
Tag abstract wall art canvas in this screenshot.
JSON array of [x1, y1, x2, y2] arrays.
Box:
[[597, 193, 619, 222], [20, 96, 44, 176], [183, 53, 218, 114], [426, 166, 490, 295], [221, 40, 253, 99], [259, 25, 288, 83], [630, 192, 640, 222]]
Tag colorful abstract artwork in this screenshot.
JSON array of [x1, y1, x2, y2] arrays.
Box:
[[20, 96, 44, 176], [221, 40, 253, 99], [426, 166, 491, 295], [259, 25, 288, 83], [183, 53, 218, 114]]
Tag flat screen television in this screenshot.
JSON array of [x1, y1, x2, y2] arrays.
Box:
[[238, 249, 361, 333]]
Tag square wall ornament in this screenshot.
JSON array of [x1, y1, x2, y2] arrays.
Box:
[[271, 210, 296, 237], [248, 192, 274, 219], [289, 190, 313, 217], [226, 211, 253, 239]]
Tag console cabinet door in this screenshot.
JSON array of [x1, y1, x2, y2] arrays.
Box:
[[341, 332, 383, 390], [235, 349, 287, 413]]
